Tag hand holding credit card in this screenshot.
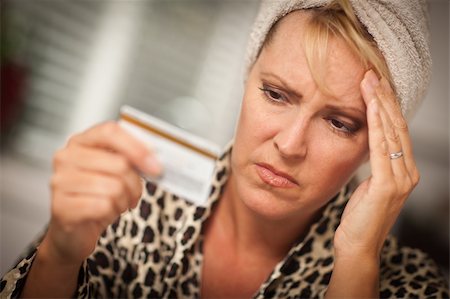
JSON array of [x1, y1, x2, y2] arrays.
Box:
[[119, 105, 221, 207]]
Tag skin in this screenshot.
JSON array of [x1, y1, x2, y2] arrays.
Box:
[[21, 10, 419, 299]]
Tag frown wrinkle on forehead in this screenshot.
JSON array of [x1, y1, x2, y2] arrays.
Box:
[[256, 47, 366, 120], [258, 10, 367, 108]]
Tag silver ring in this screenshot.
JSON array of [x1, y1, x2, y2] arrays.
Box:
[[389, 151, 403, 160]]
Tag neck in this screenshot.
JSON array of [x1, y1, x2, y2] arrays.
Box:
[[213, 173, 319, 260]]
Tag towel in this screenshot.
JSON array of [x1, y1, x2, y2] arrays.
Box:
[[244, 0, 431, 120]]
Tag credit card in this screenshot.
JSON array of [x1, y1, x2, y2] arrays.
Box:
[[119, 105, 221, 206]]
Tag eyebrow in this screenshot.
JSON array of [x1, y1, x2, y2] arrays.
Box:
[[324, 104, 366, 120], [260, 71, 366, 119], [259, 71, 304, 99]]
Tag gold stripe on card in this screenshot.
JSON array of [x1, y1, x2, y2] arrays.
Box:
[[120, 113, 218, 160]]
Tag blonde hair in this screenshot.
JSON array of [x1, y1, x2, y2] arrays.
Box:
[[263, 0, 394, 95]]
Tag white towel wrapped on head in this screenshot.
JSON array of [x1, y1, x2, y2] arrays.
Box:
[[245, 0, 431, 120]]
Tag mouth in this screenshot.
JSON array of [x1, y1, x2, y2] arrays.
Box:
[[255, 163, 299, 188]]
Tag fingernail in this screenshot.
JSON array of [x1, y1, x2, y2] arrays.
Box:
[[144, 156, 162, 176], [362, 78, 375, 94], [366, 70, 380, 89]]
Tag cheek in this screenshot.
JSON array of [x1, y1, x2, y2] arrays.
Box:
[[235, 96, 278, 144], [233, 96, 280, 175], [311, 131, 368, 181]]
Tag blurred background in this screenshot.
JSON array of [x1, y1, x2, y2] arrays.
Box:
[[1, 0, 448, 279]]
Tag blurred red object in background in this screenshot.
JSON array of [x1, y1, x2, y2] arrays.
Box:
[[1, 61, 27, 135]]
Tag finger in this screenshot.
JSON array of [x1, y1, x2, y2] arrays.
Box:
[[377, 77, 417, 175], [69, 121, 162, 176], [55, 145, 144, 204], [361, 73, 393, 180], [372, 83, 408, 178], [51, 170, 133, 214], [52, 193, 119, 228]]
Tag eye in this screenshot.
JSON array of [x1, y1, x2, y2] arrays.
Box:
[[266, 90, 283, 101], [259, 86, 287, 104], [331, 119, 348, 131], [328, 118, 357, 137]]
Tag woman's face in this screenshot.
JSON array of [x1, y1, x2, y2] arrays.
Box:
[[230, 11, 369, 220]]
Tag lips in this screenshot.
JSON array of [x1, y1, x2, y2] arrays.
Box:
[[255, 163, 298, 188]]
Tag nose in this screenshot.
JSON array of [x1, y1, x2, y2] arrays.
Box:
[[273, 115, 308, 160]]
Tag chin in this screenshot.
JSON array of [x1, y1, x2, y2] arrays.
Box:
[[238, 184, 305, 221]]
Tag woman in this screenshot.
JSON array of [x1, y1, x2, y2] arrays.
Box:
[[1, 0, 448, 298]]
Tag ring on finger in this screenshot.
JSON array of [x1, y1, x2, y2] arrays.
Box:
[[389, 151, 404, 160]]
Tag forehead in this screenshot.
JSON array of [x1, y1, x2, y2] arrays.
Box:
[[260, 10, 366, 102]]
